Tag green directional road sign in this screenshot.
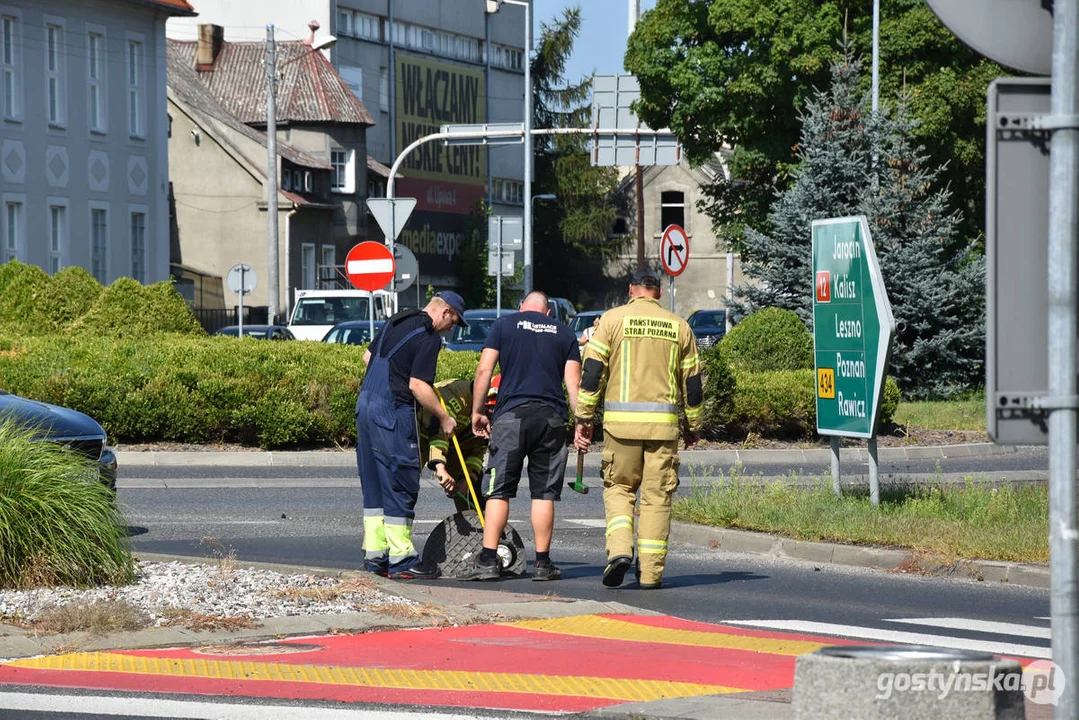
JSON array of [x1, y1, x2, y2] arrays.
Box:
[[812, 216, 895, 438]]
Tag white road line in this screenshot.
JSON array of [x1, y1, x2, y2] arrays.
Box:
[[886, 617, 1052, 639], [726, 620, 1051, 659], [0, 691, 473, 719]]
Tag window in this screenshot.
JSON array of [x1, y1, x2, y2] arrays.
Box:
[[3, 198, 23, 262], [282, 169, 292, 191], [336, 10, 351, 37], [493, 178, 523, 205], [660, 190, 685, 231], [45, 23, 63, 125], [319, 245, 335, 288], [87, 31, 105, 133], [330, 150, 355, 193], [491, 43, 524, 71], [47, 201, 67, 273], [1, 15, 18, 120], [90, 206, 108, 283], [379, 67, 389, 112], [301, 243, 316, 288], [303, 171, 312, 192], [339, 65, 362, 102], [354, 12, 381, 41], [130, 211, 146, 283], [127, 40, 144, 137]]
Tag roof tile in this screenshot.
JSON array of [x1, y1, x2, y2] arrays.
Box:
[[170, 40, 375, 126]]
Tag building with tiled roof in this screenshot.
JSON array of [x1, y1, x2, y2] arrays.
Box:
[[0, 0, 192, 287], [167, 1, 528, 297], [167, 25, 380, 322]]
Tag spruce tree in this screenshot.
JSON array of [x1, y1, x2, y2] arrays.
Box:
[[864, 95, 985, 398], [732, 53, 872, 324], [733, 51, 985, 397]]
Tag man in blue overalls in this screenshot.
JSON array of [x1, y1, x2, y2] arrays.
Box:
[[357, 291, 467, 579]]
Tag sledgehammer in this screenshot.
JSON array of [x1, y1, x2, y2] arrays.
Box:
[[569, 450, 589, 494]]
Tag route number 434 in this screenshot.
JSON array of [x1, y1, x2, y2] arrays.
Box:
[[817, 368, 835, 399]]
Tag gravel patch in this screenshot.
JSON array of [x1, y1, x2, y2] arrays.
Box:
[[0, 561, 410, 627]]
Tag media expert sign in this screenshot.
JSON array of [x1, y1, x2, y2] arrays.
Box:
[[812, 216, 895, 438], [397, 53, 486, 186]]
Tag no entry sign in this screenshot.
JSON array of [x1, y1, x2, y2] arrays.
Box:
[[660, 225, 689, 277], [345, 242, 396, 292]]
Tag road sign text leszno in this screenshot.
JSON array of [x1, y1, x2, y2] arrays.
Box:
[[812, 216, 895, 438]]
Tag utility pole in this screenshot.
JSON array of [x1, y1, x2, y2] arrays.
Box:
[[265, 25, 279, 324]]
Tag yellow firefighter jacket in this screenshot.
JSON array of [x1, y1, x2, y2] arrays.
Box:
[[577, 297, 704, 441], [418, 379, 486, 480]]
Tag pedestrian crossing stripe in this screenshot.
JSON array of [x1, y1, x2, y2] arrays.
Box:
[[5, 652, 743, 702], [508, 615, 830, 656]]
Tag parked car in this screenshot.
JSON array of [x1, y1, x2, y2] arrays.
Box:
[[549, 297, 576, 325], [568, 310, 604, 336], [287, 289, 392, 341], [446, 309, 502, 352], [687, 309, 728, 348], [0, 390, 117, 491], [321, 320, 386, 345], [214, 324, 296, 340]]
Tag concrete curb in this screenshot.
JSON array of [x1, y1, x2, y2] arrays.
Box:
[[671, 522, 1050, 589], [113, 442, 1020, 467]]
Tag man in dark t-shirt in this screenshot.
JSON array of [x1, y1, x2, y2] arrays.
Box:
[[356, 291, 466, 580], [464, 291, 581, 581]]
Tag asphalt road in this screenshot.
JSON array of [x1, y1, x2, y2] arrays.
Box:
[[118, 448, 1051, 659]]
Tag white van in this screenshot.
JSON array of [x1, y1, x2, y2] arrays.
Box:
[[288, 289, 392, 341]]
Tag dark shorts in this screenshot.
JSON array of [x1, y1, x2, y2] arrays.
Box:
[[485, 402, 569, 500]]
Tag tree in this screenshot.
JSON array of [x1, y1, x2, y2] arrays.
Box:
[[733, 51, 985, 397], [624, 0, 1002, 251], [865, 95, 985, 398], [732, 53, 870, 322], [531, 7, 623, 306]]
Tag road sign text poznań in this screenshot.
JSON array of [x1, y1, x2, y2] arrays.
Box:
[[812, 216, 895, 438]]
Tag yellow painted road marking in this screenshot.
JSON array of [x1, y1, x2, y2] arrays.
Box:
[[6, 653, 742, 702], [508, 615, 829, 656]]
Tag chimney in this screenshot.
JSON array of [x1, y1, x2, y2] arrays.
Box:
[[196, 24, 224, 71], [304, 19, 320, 46]]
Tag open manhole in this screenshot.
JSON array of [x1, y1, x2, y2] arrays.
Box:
[[192, 642, 324, 656]]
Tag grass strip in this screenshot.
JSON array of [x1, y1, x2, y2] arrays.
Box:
[[673, 468, 1047, 564], [893, 396, 986, 432]]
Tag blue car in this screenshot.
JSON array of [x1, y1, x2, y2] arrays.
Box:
[[321, 320, 386, 345], [446, 309, 503, 352], [687, 309, 727, 348]]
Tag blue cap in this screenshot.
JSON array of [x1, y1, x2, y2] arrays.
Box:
[[435, 290, 468, 327], [630, 266, 662, 287]]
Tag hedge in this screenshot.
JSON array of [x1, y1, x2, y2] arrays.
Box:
[[0, 335, 481, 448], [720, 307, 814, 372], [0, 333, 899, 447]]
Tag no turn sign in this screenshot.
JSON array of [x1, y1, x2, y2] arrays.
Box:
[[660, 224, 689, 277], [345, 242, 396, 292]]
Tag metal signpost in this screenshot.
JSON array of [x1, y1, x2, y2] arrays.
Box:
[[659, 224, 688, 312], [226, 263, 257, 338], [366, 197, 417, 313], [344, 242, 396, 340], [811, 217, 894, 505], [929, 3, 1074, 714], [488, 215, 522, 316]]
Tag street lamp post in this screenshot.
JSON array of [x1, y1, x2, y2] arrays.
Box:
[[485, 0, 533, 293], [265, 27, 336, 324]]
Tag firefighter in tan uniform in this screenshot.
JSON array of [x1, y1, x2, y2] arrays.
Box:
[[574, 267, 703, 589], [418, 377, 499, 513]]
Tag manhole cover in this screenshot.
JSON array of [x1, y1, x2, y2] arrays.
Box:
[[192, 642, 323, 656]]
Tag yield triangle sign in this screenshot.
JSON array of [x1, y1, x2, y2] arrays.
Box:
[[367, 198, 417, 240]]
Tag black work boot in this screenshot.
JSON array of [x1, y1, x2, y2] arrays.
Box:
[[531, 561, 562, 581], [457, 556, 501, 581], [602, 555, 633, 588]]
